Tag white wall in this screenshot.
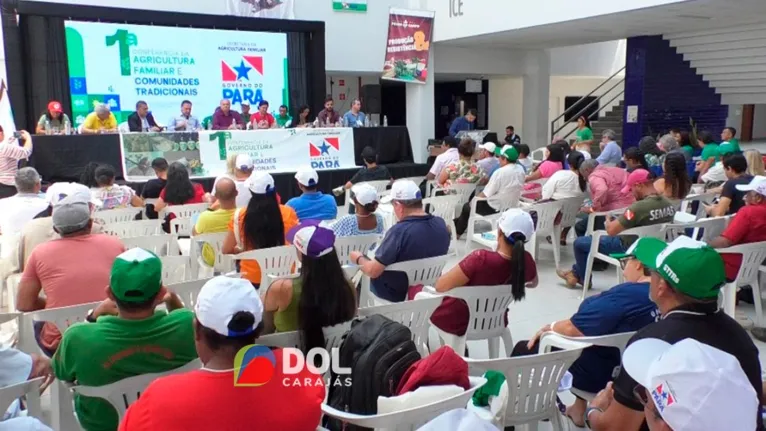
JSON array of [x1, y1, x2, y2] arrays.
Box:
[[550, 40, 626, 77], [324, 75, 379, 113], [488, 77, 523, 139], [432, 45, 524, 76], [753, 104, 766, 139]]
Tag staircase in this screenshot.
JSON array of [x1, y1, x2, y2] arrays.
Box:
[[665, 23, 766, 105], [591, 100, 625, 149]]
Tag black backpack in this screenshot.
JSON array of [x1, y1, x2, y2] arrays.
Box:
[[326, 314, 420, 431]]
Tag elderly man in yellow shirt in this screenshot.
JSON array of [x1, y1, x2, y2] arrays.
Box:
[[193, 177, 238, 267], [82, 104, 118, 134]]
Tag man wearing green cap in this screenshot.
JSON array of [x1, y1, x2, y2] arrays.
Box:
[[52, 248, 198, 431], [453, 146, 525, 237], [584, 236, 762, 431]]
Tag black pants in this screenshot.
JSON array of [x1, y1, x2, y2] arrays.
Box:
[[454, 200, 496, 237], [0, 184, 16, 199]]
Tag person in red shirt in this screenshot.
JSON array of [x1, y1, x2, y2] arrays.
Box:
[[250, 100, 276, 130], [153, 162, 207, 212], [119, 276, 324, 431]]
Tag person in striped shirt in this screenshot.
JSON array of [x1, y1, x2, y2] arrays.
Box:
[[0, 128, 33, 198]]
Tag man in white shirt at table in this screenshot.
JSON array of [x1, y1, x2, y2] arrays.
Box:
[[426, 136, 460, 181], [166, 100, 200, 132]]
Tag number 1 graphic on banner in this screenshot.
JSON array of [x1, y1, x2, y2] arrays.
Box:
[[105, 29, 138, 76]]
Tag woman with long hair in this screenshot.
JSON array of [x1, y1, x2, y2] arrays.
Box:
[[573, 115, 594, 154], [154, 162, 206, 212], [295, 105, 313, 128], [744, 149, 765, 177], [222, 172, 299, 290], [523, 143, 565, 199], [331, 183, 385, 236], [424, 209, 538, 338], [623, 147, 650, 172], [678, 130, 695, 161], [79, 162, 100, 189], [264, 223, 356, 352], [654, 152, 691, 200]]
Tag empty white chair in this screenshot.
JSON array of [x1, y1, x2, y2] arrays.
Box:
[[191, 232, 235, 276], [664, 215, 731, 243], [117, 122, 130, 133], [552, 196, 585, 247], [167, 278, 211, 308], [398, 176, 426, 187], [416, 285, 515, 359], [321, 376, 487, 431], [69, 359, 201, 423], [522, 200, 564, 266], [161, 255, 195, 284], [334, 234, 383, 266], [466, 190, 522, 254], [358, 297, 444, 357], [679, 192, 718, 219], [102, 220, 162, 239], [529, 147, 546, 164], [161, 203, 210, 236], [234, 245, 297, 295], [360, 255, 449, 308], [465, 346, 589, 429], [717, 241, 766, 322], [431, 183, 477, 207], [94, 208, 141, 225], [122, 234, 180, 256]]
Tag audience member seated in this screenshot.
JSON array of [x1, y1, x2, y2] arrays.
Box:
[[574, 159, 634, 237], [438, 138, 486, 188], [453, 147, 525, 237], [265, 223, 355, 339], [154, 162, 207, 213], [16, 191, 125, 355], [78, 162, 100, 191], [523, 143, 565, 198], [695, 130, 719, 177], [426, 209, 538, 337], [350, 180, 449, 303], [558, 169, 675, 288], [0, 344, 54, 430], [140, 158, 168, 219], [427, 136, 459, 181], [223, 172, 298, 290], [343, 146, 392, 190], [118, 277, 324, 430], [704, 153, 751, 216], [745, 149, 765, 177], [0, 167, 47, 236], [623, 147, 650, 173], [193, 177, 237, 268], [286, 167, 337, 221], [622, 338, 758, 431], [585, 237, 762, 431], [516, 143, 533, 173], [596, 129, 622, 166], [519, 238, 659, 426], [653, 152, 691, 201], [677, 130, 695, 161], [700, 143, 737, 186], [541, 151, 587, 201], [53, 248, 197, 431], [93, 164, 143, 210], [638, 136, 665, 168], [653, 134, 681, 165], [475, 142, 499, 178], [209, 154, 255, 208], [721, 126, 741, 152], [331, 183, 385, 237]]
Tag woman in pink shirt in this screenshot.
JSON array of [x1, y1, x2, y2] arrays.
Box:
[[574, 159, 635, 237], [523, 143, 565, 199]]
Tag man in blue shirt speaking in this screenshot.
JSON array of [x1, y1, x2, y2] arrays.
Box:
[[449, 109, 477, 137], [286, 167, 338, 222], [343, 99, 367, 128]]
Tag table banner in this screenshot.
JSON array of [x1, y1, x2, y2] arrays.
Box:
[[382, 8, 435, 84], [120, 128, 356, 181]]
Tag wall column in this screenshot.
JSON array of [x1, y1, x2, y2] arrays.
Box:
[[522, 49, 551, 149], [406, 47, 435, 163]]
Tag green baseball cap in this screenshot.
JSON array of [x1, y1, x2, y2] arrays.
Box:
[[501, 146, 519, 162], [615, 236, 725, 300], [110, 248, 163, 303]]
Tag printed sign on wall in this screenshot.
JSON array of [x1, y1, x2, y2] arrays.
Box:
[[382, 9, 435, 84]]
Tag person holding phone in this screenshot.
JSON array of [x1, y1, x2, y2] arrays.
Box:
[[0, 127, 33, 198]]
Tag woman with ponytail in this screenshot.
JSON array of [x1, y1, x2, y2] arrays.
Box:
[[423, 209, 538, 337], [264, 223, 356, 354]]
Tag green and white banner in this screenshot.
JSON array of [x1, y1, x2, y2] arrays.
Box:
[[332, 0, 367, 12], [120, 128, 356, 181]]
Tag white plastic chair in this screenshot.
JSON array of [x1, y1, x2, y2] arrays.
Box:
[[344, 180, 391, 207], [423, 195, 462, 251], [538, 331, 635, 400], [398, 176, 426, 187], [530, 148, 546, 164], [258, 321, 352, 351], [553, 196, 585, 246], [415, 285, 515, 359], [234, 245, 297, 296], [122, 234, 180, 257], [717, 241, 766, 322], [582, 224, 667, 299], [679, 192, 718, 218], [466, 190, 522, 254], [102, 220, 162, 239], [431, 183, 477, 207], [0, 377, 45, 420], [161, 203, 210, 236], [321, 376, 487, 431], [117, 122, 130, 133], [360, 255, 449, 308], [161, 255, 194, 284], [522, 200, 564, 267], [358, 297, 444, 357], [94, 208, 141, 225], [167, 278, 212, 308], [143, 198, 158, 219], [664, 215, 731, 243], [465, 346, 589, 429], [69, 359, 201, 423], [334, 234, 383, 266], [191, 232, 235, 276]]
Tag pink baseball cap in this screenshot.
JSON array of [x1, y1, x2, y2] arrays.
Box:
[[621, 169, 652, 194]]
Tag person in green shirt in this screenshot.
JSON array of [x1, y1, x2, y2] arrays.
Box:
[[721, 126, 740, 152], [573, 115, 594, 154], [695, 130, 719, 176], [201, 115, 213, 130], [276, 104, 293, 128], [52, 248, 198, 431], [35, 101, 71, 134], [240, 101, 252, 125]]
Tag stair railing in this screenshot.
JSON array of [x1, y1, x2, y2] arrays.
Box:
[[551, 66, 626, 142]]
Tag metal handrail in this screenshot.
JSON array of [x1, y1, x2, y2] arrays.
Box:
[[552, 77, 625, 139]]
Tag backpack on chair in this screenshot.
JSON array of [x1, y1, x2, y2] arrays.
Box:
[[325, 314, 420, 431]]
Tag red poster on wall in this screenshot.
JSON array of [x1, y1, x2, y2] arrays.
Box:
[[382, 8, 435, 84]]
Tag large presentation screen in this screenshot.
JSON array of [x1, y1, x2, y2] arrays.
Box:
[[64, 21, 289, 128]]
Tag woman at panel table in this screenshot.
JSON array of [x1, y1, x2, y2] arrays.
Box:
[[35, 101, 71, 135], [294, 105, 314, 128]]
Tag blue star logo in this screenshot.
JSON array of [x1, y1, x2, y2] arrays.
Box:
[[318, 142, 331, 155], [233, 60, 252, 81]]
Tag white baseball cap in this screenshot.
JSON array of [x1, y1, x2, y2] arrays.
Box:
[[479, 142, 496, 153], [46, 182, 102, 207], [351, 183, 379, 205], [195, 276, 263, 337], [295, 167, 319, 187], [235, 154, 254, 171], [248, 171, 275, 195], [381, 180, 422, 203], [622, 338, 758, 431], [735, 175, 766, 196], [497, 208, 534, 242], [240, 101, 250, 106]]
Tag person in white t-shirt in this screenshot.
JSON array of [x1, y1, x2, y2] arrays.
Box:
[[427, 136, 460, 181], [541, 151, 587, 201], [209, 154, 255, 208], [0, 168, 48, 236], [454, 146, 525, 237]]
